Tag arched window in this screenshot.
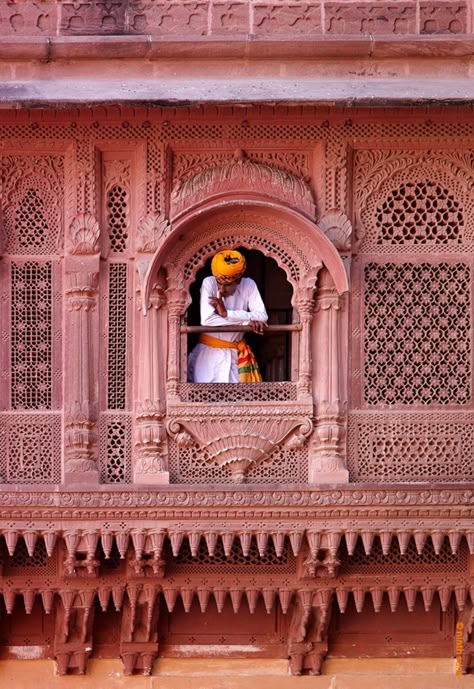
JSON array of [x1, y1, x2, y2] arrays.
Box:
[[136, 201, 350, 485], [186, 248, 294, 383]]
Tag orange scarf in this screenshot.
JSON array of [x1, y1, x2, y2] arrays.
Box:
[[199, 334, 262, 382]]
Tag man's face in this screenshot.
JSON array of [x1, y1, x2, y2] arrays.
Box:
[[218, 278, 241, 297]]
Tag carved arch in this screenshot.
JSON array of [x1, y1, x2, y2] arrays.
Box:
[[354, 148, 474, 247], [135, 197, 349, 485], [142, 201, 348, 312], [2, 154, 64, 254], [170, 154, 316, 221]]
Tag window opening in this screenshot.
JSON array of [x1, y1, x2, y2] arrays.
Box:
[[185, 249, 294, 382]]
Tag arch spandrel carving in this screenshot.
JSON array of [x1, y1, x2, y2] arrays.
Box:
[[170, 152, 316, 221]]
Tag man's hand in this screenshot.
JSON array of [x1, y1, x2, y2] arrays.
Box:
[[209, 295, 227, 318], [248, 320, 266, 335]]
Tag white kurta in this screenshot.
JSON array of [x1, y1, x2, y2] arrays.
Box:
[[188, 276, 268, 383]]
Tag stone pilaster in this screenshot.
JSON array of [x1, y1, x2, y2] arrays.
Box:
[[134, 276, 169, 484], [309, 269, 348, 484]]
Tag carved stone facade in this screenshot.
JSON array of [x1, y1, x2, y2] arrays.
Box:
[[2, 91, 474, 684], [0, 1, 469, 37]]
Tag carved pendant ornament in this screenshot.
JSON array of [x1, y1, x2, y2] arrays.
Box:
[[167, 416, 313, 483]]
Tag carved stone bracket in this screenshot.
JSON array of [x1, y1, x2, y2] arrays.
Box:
[[54, 590, 96, 675], [458, 602, 474, 674], [120, 586, 160, 676], [288, 590, 333, 676], [167, 415, 313, 483]]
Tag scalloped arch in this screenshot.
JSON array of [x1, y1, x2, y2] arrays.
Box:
[[143, 199, 348, 310]]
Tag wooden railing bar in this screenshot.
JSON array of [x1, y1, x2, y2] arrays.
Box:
[[181, 324, 302, 333]]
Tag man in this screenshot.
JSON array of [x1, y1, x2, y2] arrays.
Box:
[[188, 249, 268, 383]]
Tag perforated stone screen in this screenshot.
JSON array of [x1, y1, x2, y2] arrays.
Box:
[[348, 412, 474, 482], [375, 180, 463, 245], [169, 438, 308, 484], [167, 535, 295, 575], [107, 263, 129, 411], [363, 262, 471, 406], [341, 535, 467, 575], [99, 412, 132, 484], [11, 261, 53, 410]]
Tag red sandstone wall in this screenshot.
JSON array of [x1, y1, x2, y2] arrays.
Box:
[[0, 1, 470, 37]]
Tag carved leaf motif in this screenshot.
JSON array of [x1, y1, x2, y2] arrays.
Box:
[[137, 213, 171, 253], [355, 150, 419, 214], [67, 213, 100, 255], [318, 209, 352, 251], [171, 158, 315, 219]]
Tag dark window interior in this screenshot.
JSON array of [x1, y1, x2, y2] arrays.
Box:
[[187, 249, 294, 382]]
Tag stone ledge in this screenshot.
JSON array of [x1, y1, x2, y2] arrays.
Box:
[[2, 76, 474, 108], [0, 35, 474, 62]]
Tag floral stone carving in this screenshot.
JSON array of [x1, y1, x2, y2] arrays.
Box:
[[167, 415, 313, 483]]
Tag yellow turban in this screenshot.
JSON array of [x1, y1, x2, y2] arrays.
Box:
[[211, 250, 246, 284]]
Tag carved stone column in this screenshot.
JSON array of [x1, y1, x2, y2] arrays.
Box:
[[309, 269, 348, 484], [293, 268, 320, 402], [164, 262, 187, 402], [134, 276, 169, 484], [134, 214, 172, 484], [64, 214, 101, 484]]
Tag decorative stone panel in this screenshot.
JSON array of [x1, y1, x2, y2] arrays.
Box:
[[324, 3, 417, 35], [1, 0, 469, 36], [348, 412, 474, 482], [0, 413, 62, 484], [253, 2, 323, 34], [0, 1, 58, 35], [2, 154, 64, 255], [354, 148, 474, 254], [420, 1, 467, 34]]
